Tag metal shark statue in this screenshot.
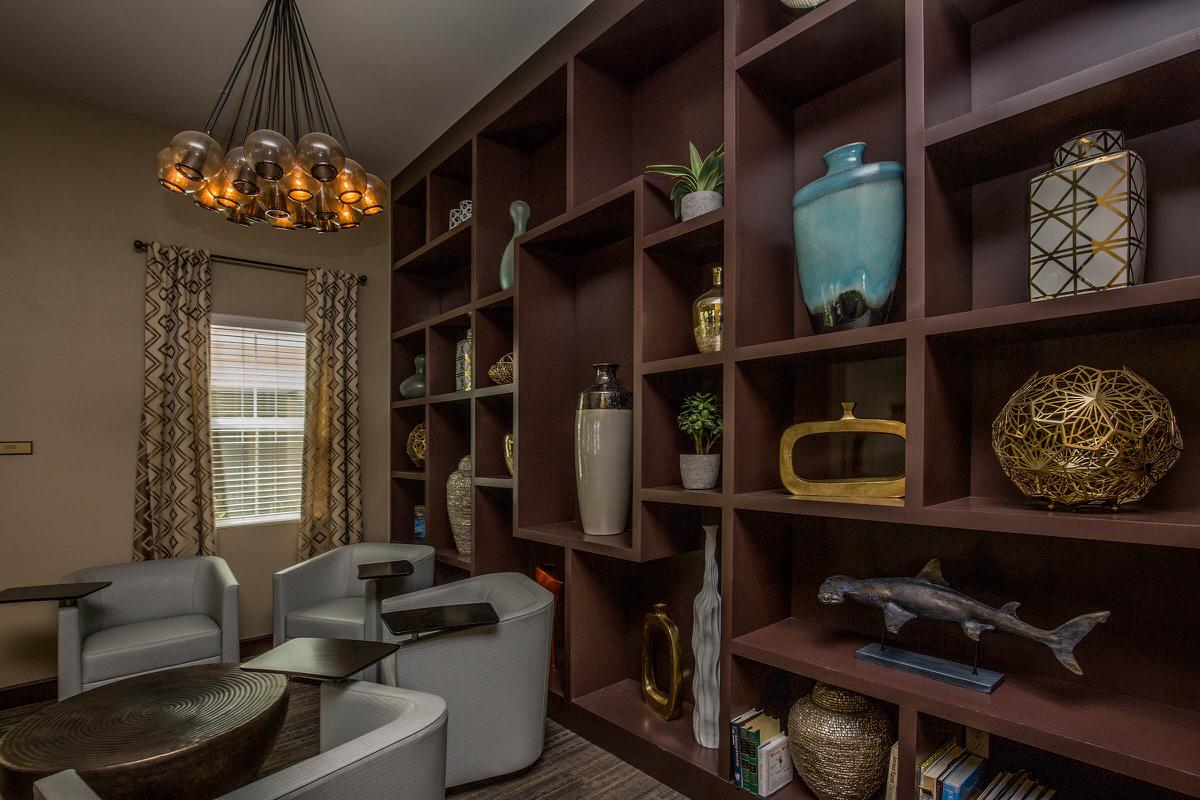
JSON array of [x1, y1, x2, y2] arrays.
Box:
[[818, 559, 1109, 675]]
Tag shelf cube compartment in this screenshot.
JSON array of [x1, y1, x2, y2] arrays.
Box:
[[392, 177, 427, 262], [641, 363, 723, 493], [427, 142, 473, 241], [571, 0, 723, 232], [391, 329, 427, 403], [734, 36, 906, 347]]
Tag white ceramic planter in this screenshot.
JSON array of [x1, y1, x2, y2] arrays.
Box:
[[680, 453, 720, 490], [681, 190, 723, 222]]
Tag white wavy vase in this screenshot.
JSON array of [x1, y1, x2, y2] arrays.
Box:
[[692, 524, 721, 749]]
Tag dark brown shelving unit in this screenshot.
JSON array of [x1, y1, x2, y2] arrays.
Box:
[[391, 2, 1200, 797]]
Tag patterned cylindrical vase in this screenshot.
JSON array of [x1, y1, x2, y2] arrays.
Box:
[[446, 455, 472, 556], [788, 683, 892, 800], [691, 524, 721, 749]]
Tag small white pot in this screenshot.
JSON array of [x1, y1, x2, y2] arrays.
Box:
[[680, 453, 721, 490], [681, 191, 723, 222]]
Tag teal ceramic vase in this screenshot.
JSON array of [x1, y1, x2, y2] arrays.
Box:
[[792, 142, 904, 333], [499, 200, 529, 291], [398, 354, 427, 399]]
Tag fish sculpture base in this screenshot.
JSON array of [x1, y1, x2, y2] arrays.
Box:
[[856, 642, 1004, 694]]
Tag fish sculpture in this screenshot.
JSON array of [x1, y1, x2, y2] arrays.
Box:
[[818, 559, 1109, 675]]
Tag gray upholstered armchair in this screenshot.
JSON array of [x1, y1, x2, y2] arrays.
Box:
[[381, 572, 553, 787], [33, 680, 448, 800], [58, 556, 239, 699], [272, 542, 435, 647]]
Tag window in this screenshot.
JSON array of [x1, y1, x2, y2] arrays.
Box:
[[210, 317, 306, 526]]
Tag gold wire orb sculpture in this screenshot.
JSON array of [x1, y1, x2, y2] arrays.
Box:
[[406, 423, 427, 468], [991, 365, 1182, 510]]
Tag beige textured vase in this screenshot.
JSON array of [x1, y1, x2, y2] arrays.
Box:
[[446, 455, 472, 556], [787, 683, 892, 800]]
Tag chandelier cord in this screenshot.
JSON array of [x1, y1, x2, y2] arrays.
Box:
[[295, 6, 352, 157], [222, 7, 273, 151], [203, 0, 271, 136]]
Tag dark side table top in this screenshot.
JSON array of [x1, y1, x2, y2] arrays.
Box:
[[357, 560, 414, 581], [381, 602, 500, 637], [241, 637, 399, 681], [0, 582, 111, 605], [0, 664, 287, 800]]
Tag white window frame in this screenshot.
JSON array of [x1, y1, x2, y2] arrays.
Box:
[[210, 314, 306, 528]]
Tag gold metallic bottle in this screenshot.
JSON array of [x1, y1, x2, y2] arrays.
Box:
[[692, 266, 724, 353]]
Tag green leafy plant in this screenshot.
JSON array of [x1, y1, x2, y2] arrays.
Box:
[[677, 392, 723, 455], [645, 142, 725, 220]]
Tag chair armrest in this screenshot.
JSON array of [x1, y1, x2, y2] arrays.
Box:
[[33, 770, 103, 800], [194, 557, 239, 661], [272, 549, 345, 645]]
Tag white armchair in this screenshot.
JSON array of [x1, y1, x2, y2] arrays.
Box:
[[33, 681, 448, 800], [381, 572, 553, 787], [272, 543, 435, 647], [57, 556, 239, 699]]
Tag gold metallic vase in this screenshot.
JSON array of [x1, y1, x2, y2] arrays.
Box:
[[779, 403, 906, 501], [992, 365, 1181, 510], [640, 603, 688, 721], [788, 683, 892, 800], [692, 266, 724, 353]]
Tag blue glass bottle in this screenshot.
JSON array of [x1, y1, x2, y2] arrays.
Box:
[[792, 142, 904, 333]]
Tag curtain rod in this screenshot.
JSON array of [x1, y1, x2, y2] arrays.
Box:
[[132, 240, 367, 284]]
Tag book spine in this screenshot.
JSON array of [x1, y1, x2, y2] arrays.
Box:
[[885, 741, 899, 800], [730, 719, 743, 788]]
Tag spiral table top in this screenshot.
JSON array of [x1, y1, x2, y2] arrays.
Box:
[[0, 664, 287, 774]]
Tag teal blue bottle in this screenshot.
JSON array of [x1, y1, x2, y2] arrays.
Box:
[[792, 142, 904, 333], [499, 200, 529, 291]]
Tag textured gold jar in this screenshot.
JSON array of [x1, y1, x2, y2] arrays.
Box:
[[787, 683, 892, 800], [692, 266, 723, 353]]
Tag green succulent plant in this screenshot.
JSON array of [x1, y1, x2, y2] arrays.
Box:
[[645, 142, 725, 220], [677, 391, 723, 455]]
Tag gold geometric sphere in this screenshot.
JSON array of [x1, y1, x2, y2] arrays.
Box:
[[991, 366, 1182, 510]]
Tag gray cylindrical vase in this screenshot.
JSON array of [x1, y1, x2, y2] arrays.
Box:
[[680, 454, 720, 490], [681, 191, 722, 222]]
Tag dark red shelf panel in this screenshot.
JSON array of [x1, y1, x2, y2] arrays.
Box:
[[390, 470, 426, 481], [519, 179, 637, 255], [641, 207, 724, 262], [515, 522, 636, 561], [733, 618, 1200, 797], [434, 547, 470, 571], [573, 679, 722, 778], [392, 217, 473, 274], [733, 321, 911, 364], [640, 486, 723, 508], [640, 350, 723, 376]]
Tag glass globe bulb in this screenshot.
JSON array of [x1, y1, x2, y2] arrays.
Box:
[[297, 132, 345, 182], [211, 171, 250, 209], [169, 130, 224, 181], [315, 217, 340, 234], [244, 198, 269, 225], [360, 173, 387, 215], [313, 184, 341, 220], [292, 202, 316, 230], [270, 213, 295, 231], [226, 206, 253, 226], [262, 181, 291, 219], [336, 201, 363, 229], [244, 129, 296, 181], [224, 147, 261, 196], [283, 165, 316, 202], [156, 146, 200, 194], [335, 158, 367, 204], [193, 181, 225, 213]]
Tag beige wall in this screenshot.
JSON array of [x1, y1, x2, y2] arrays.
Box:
[[0, 81, 393, 688]]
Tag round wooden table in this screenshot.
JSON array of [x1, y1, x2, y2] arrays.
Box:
[[0, 664, 288, 800]]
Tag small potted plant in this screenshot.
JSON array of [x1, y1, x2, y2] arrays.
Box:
[[646, 142, 725, 222], [677, 391, 723, 490]]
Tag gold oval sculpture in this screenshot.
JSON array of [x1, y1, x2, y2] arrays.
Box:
[[992, 365, 1182, 510], [503, 433, 514, 477], [779, 403, 906, 501], [406, 423, 427, 468], [640, 603, 688, 721], [788, 683, 892, 800]]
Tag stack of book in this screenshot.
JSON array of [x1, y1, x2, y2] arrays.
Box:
[[729, 709, 793, 797], [975, 772, 1056, 799], [920, 739, 986, 800]]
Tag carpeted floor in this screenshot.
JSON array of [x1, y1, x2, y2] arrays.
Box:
[[0, 682, 686, 800]]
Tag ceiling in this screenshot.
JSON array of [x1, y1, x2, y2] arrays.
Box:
[[0, 0, 593, 180]]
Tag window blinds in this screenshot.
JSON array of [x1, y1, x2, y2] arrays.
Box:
[[210, 323, 306, 526]]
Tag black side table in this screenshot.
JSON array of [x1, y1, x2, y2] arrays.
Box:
[[0, 582, 111, 607]]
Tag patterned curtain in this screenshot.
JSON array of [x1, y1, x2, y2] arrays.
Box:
[[132, 242, 215, 560], [298, 268, 364, 560]]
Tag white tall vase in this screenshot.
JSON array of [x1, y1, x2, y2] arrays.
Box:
[[692, 524, 721, 749]]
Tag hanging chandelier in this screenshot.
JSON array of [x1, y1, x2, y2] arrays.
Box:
[[154, 0, 386, 233]]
